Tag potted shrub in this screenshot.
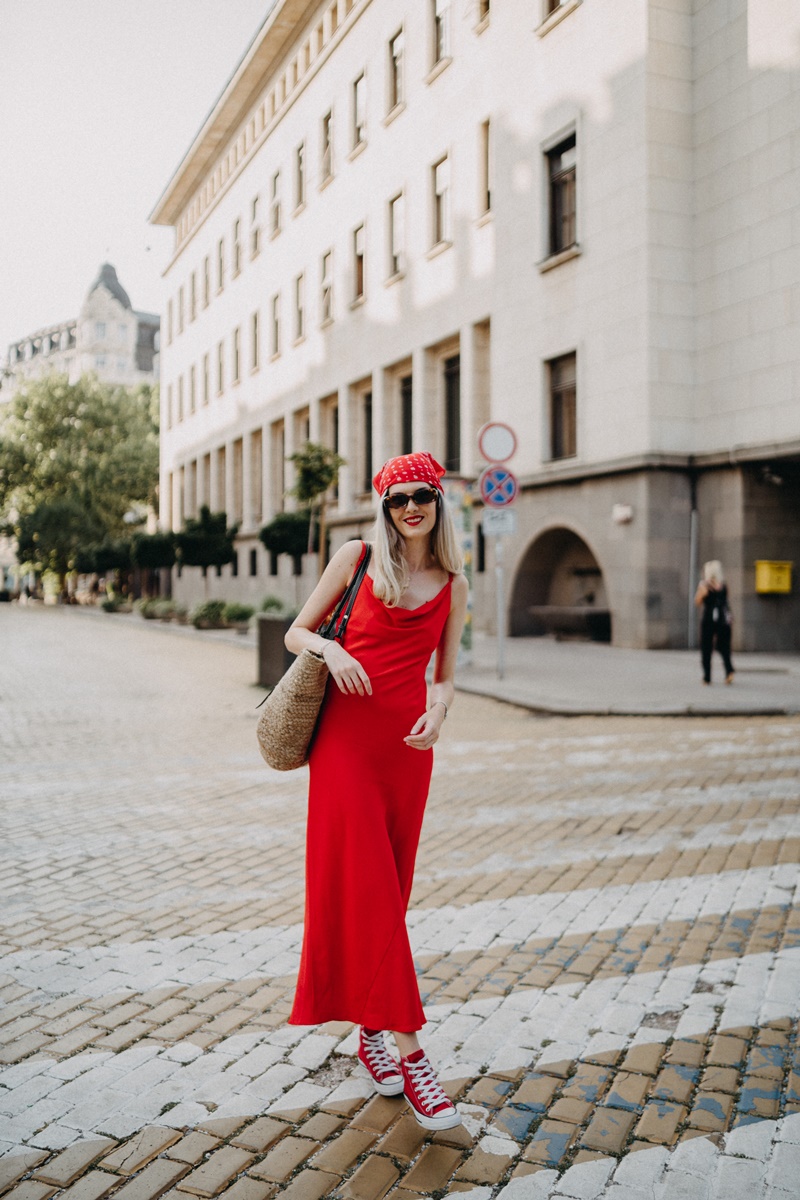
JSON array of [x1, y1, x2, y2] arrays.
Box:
[[191, 599, 227, 629], [223, 601, 255, 634]]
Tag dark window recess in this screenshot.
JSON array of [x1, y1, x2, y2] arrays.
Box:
[[231, 551, 239, 577], [400, 374, 413, 455], [363, 392, 373, 492], [548, 134, 577, 256], [269, 550, 279, 576], [249, 548, 258, 577], [216, 564, 223, 577], [293, 553, 303, 576], [332, 404, 340, 502], [444, 354, 461, 473], [476, 522, 486, 573], [549, 351, 577, 460]]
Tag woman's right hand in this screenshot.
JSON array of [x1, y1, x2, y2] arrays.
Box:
[[321, 640, 372, 696]]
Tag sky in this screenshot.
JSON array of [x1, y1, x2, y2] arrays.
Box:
[[0, 0, 270, 352]]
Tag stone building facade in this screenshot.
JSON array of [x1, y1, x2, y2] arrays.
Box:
[[2, 264, 159, 399], [151, 0, 800, 650]]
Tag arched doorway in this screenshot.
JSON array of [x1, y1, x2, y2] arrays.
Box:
[[510, 527, 611, 641]]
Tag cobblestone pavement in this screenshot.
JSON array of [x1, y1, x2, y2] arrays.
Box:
[[2, 606, 799, 1200]]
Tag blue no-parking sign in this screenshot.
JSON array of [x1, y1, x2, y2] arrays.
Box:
[[479, 466, 518, 507]]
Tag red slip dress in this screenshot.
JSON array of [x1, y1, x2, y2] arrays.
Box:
[[289, 553, 453, 1033]]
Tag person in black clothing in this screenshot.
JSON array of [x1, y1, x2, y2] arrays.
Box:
[[694, 560, 734, 685]]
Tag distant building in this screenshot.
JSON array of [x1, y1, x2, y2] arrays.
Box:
[[151, 0, 800, 651], [1, 264, 159, 399]]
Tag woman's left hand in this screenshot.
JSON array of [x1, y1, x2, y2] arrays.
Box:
[[404, 709, 444, 750]]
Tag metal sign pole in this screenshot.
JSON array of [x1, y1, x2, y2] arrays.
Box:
[[496, 535, 505, 680]]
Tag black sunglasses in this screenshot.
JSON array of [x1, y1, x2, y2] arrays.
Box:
[[383, 487, 439, 510]]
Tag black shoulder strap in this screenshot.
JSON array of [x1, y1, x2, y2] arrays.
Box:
[[319, 542, 372, 643]]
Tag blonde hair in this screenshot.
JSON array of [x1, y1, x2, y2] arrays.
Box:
[[703, 560, 725, 584], [371, 490, 463, 607]]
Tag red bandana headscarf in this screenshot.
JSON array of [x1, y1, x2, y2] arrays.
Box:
[[372, 451, 446, 497]]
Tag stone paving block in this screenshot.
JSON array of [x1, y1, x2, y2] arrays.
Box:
[[176, 1150, 254, 1198], [4, 1183, 56, 1200], [580, 1107, 637, 1154], [402, 1145, 463, 1192], [249, 1139, 315, 1184], [651, 1065, 698, 1105], [746, 1044, 785, 1079], [375, 1114, 427, 1162], [33, 1140, 117, 1187], [523, 1121, 579, 1167], [490, 1105, 541, 1142], [634, 1100, 687, 1145], [0, 1152, 49, 1194], [311, 1130, 377, 1175], [464, 1077, 515, 1108], [112, 1161, 192, 1200], [337, 1155, 399, 1200], [211, 1182, 274, 1200], [665, 1040, 706, 1068], [707, 1036, 747, 1068], [230, 1120, 290, 1154], [697, 1066, 739, 1094], [349, 1096, 403, 1135], [454, 1145, 513, 1185], [165, 1134, 221, 1165], [620, 1043, 665, 1076], [55, 1174, 121, 1200], [100, 1129, 182, 1175], [561, 1065, 612, 1105], [603, 1072, 651, 1113], [277, 1170, 340, 1200], [736, 1075, 780, 1119], [294, 1114, 344, 1142], [511, 1075, 559, 1113], [688, 1091, 735, 1132]]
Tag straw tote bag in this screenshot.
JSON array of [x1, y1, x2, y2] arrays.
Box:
[[256, 543, 372, 771]]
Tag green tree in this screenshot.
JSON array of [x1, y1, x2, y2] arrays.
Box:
[[0, 374, 159, 585], [288, 441, 345, 575], [175, 506, 238, 593], [258, 510, 315, 576]]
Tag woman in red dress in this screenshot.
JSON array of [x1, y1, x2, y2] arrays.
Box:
[[285, 452, 468, 1130]]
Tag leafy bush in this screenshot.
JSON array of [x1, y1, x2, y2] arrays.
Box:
[[191, 599, 226, 628], [223, 602, 255, 625], [101, 596, 123, 613], [260, 595, 284, 613], [136, 598, 161, 619]]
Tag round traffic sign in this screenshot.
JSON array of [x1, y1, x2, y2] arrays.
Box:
[[479, 466, 518, 507], [478, 422, 517, 463]]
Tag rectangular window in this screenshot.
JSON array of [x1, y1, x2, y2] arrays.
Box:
[[167, 300, 173, 344], [549, 351, 577, 459], [217, 238, 225, 290], [353, 225, 365, 300], [178, 287, 185, 333], [389, 193, 404, 275], [362, 392, 373, 492], [202, 256, 210, 306], [353, 73, 366, 146], [271, 294, 280, 356], [295, 143, 305, 208], [95, 321, 106, 339], [433, 156, 451, 244], [479, 119, 492, 214], [479, 0, 490, 18], [251, 429, 263, 525], [433, 0, 450, 63], [271, 171, 281, 234], [400, 374, 413, 455], [232, 327, 241, 383], [189, 364, 196, 413], [251, 311, 260, 370], [177, 374, 184, 423], [250, 195, 260, 257], [190, 272, 197, 321], [166, 383, 173, 429], [295, 274, 305, 341], [389, 30, 404, 109], [548, 133, 577, 256], [321, 251, 333, 323], [321, 111, 333, 181], [202, 353, 210, 404], [232, 219, 242, 275], [444, 354, 460, 472], [249, 547, 258, 577], [216, 340, 224, 394]]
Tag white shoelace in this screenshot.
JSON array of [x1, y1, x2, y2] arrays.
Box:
[[362, 1030, 401, 1078], [405, 1054, 451, 1109]]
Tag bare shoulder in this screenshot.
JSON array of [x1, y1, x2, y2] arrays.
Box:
[[451, 573, 469, 605], [332, 539, 366, 568]]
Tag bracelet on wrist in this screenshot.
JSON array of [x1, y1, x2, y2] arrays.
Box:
[[430, 700, 448, 720]]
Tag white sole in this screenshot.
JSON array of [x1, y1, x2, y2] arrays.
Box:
[[372, 1076, 405, 1097], [405, 1100, 462, 1130]]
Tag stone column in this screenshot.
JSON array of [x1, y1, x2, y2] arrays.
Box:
[[412, 345, 438, 457], [242, 430, 253, 533], [460, 324, 477, 477], [225, 440, 236, 522], [371, 367, 389, 479], [337, 384, 354, 511]]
